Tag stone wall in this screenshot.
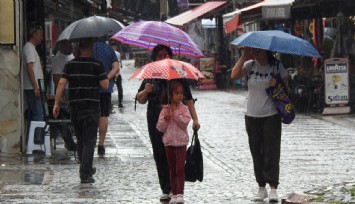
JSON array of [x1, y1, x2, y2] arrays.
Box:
[[0, 47, 21, 153]]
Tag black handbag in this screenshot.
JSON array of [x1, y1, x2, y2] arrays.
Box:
[[185, 130, 203, 182]]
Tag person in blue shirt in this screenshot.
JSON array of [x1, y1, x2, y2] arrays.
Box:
[[92, 41, 120, 155]]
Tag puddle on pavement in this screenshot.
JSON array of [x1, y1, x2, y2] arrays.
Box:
[[0, 152, 78, 165], [0, 169, 47, 185]]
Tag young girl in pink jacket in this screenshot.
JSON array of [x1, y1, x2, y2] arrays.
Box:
[[156, 80, 191, 204]]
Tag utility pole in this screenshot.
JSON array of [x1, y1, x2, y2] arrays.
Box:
[[160, 0, 168, 20]]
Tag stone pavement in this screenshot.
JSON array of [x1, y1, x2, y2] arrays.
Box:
[[0, 60, 354, 203]]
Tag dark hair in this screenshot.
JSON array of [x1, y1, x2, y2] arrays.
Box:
[[78, 38, 93, 51], [266, 50, 278, 66], [151, 44, 173, 61], [169, 80, 183, 97]]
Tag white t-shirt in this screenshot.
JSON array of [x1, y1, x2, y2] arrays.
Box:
[[22, 42, 44, 90], [51, 51, 74, 75], [114, 51, 121, 61], [243, 60, 287, 117]]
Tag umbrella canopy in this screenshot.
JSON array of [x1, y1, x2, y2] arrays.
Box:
[[231, 30, 321, 58], [111, 21, 204, 58], [57, 16, 125, 42], [129, 58, 205, 81]]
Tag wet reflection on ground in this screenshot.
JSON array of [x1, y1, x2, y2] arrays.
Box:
[[0, 170, 44, 185], [0, 148, 78, 165], [0, 150, 76, 189]]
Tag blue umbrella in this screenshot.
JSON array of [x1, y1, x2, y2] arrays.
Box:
[[231, 30, 321, 58]]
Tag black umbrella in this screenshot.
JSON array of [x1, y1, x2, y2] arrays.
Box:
[[57, 15, 125, 42]]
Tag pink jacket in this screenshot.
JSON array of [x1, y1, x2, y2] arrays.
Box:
[[156, 102, 191, 147]]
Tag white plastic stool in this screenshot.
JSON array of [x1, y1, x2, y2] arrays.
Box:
[[26, 121, 51, 156]]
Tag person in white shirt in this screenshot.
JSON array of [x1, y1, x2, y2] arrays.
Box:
[[22, 25, 44, 144], [112, 44, 123, 108], [230, 47, 288, 203], [52, 40, 74, 92]]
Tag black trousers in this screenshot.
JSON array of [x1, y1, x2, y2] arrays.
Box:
[[245, 114, 281, 188], [147, 111, 171, 194], [115, 74, 123, 104], [71, 108, 99, 180]]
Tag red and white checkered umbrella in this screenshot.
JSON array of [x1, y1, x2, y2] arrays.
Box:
[[130, 58, 205, 81]]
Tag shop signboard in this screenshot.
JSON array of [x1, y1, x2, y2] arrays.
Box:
[[198, 57, 216, 89], [323, 58, 350, 114], [0, 0, 15, 45], [262, 5, 291, 19]]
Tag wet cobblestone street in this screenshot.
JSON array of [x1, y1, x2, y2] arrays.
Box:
[[0, 60, 354, 203]]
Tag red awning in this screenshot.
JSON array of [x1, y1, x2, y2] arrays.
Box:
[[165, 1, 227, 26], [224, 15, 240, 34], [224, 0, 294, 33]]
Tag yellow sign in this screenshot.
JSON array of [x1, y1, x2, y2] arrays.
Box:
[[308, 22, 313, 34], [0, 0, 15, 44]]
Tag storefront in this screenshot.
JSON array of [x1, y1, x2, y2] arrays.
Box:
[[0, 0, 105, 153], [165, 1, 230, 90]]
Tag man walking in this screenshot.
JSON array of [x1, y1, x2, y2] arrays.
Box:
[[53, 38, 108, 183], [112, 44, 124, 108], [23, 25, 44, 144], [92, 41, 120, 155]]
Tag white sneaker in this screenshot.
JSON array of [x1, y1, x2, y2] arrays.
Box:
[[160, 194, 170, 202], [169, 195, 177, 204], [176, 194, 184, 204], [254, 187, 268, 201], [269, 189, 278, 202]]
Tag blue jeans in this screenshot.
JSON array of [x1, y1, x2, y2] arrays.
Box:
[[25, 89, 44, 144]]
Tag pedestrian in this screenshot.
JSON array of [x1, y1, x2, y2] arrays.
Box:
[[22, 24, 44, 144], [135, 44, 200, 202], [52, 38, 109, 183], [156, 80, 191, 204], [112, 44, 124, 108], [230, 47, 288, 202], [51, 40, 76, 151], [52, 40, 74, 92], [92, 40, 120, 155]]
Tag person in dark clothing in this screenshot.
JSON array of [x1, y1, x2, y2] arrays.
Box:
[[92, 41, 120, 156], [53, 38, 109, 183], [135, 44, 200, 202], [115, 72, 124, 108]]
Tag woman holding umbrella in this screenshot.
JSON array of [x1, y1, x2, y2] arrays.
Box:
[[136, 44, 200, 202], [231, 47, 288, 203]]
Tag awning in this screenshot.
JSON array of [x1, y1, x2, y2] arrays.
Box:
[[165, 1, 228, 26], [223, 0, 294, 33]]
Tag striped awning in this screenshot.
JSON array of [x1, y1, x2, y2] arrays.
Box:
[[165, 1, 227, 26]]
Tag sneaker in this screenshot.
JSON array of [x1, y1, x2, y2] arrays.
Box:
[[269, 189, 278, 203], [176, 194, 184, 204], [81, 177, 95, 183], [254, 187, 268, 201], [169, 195, 177, 204], [160, 194, 170, 202], [97, 145, 105, 155]]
